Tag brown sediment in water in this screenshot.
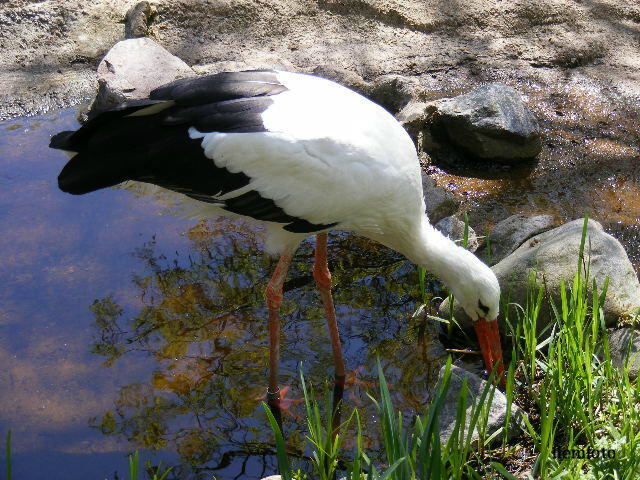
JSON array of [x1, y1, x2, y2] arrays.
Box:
[[424, 79, 640, 269]]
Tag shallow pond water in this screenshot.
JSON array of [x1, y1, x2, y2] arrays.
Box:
[[0, 110, 446, 479], [2, 85, 638, 478], [426, 79, 640, 270]]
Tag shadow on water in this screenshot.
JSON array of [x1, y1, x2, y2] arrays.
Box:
[[0, 109, 446, 479]]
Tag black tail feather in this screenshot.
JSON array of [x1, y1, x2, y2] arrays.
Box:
[[58, 151, 130, 195], [50, 70, 283, 198], [49, 131, 75, 150]]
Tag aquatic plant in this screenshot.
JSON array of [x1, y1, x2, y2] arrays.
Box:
[[265, 356, 509, 479], [126, 451, 172, 480]]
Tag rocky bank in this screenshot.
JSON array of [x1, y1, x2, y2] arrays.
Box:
[[2, 0, 640, 120]]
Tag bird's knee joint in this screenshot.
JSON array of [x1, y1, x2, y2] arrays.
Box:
[[313, 266, 332, 291], [266, 296, 282, 311], [264, 286, 283, 309]]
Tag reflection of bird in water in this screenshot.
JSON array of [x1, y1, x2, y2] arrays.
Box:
[[51, 70, 504, 420]]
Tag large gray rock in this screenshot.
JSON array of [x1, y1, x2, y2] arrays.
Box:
[[434, 83, 542, 161], [437, 365, 524, 445], [435, 216, 479, 252], [609, 328, 640, 380], [478, 214, 556, 265], [89, 37, 195, 113], [440, 219, 640, 331], [422, 174, 460, 224]]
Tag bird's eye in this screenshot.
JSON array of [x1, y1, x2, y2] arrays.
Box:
[[478, 300, 490, 315]]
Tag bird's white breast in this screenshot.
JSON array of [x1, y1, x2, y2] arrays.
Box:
[[189, 71, 425, 239]]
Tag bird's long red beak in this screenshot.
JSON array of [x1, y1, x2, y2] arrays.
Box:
[[473, 318, 505, 387]]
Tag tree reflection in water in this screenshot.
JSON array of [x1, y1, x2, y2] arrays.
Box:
[[90, 218, 448, 478]]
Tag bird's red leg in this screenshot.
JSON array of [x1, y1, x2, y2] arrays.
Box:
[[313, 233, 346, 437], [264, 246, 295, 425], [314, 233, 346, 381]]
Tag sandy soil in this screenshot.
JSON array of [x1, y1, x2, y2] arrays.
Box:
[[1, 0, 639, 119]]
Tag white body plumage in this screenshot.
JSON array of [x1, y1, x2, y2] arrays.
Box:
[[55, 69, 501, 324], [188, 72, 423, 254]]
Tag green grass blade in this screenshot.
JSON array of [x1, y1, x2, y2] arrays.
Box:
[[418, 266, 428, 304], [577, 214, 589, 274], [502, 359, 516, 448], [375, 357, 412, 478], [129, 451, 139, 480], [484, 235, 493, 264], [379, 456, 407, 480], [5, 430, 11, 480], [262, 402, 292, 480], [156, 465, 173, 480], [348, 409, 363, 480], [462, 212, 469, 249], [490, 461, 519, 479], [418, 357, 453, 479]]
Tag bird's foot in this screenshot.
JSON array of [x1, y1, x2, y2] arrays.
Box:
[[255, 386, 304, 420], [345, 365, 375, 389]]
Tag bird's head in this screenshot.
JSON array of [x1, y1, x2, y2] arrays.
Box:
[[426, 239, 504, 383], [449, 254, 501, 322], [448, 255, 504, 383]]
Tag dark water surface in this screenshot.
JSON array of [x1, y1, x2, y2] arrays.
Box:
[[0, 110, 445, 479]]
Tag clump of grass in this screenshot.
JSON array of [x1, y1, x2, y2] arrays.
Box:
[[266, 357, 513, 479], [266, 216, 640, 479], [503, 216, 640, 479]]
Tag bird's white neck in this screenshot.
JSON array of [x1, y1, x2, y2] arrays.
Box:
[[378, 214, 483, 292]]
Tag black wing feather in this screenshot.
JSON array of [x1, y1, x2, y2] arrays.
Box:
[[150, 71, 286, 105], [51, 70, 337, 233]]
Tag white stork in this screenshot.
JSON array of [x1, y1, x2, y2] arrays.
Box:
[[51, 70, 504, 411]]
